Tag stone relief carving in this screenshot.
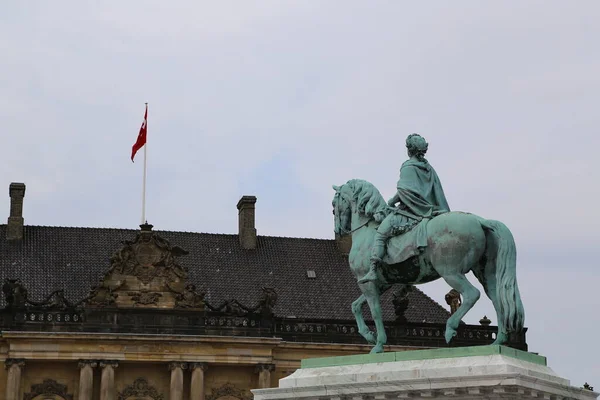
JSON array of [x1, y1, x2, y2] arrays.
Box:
[[205, 287, 277, 317], [23, 379, 73, 400], [206, 383, 252, 400], [118, 377, 164, 400], [107, 223, 189, 284], [84, 282, 120, 307], [2, 279, 74, 310], [129, 291, 162, 306], [81, 223, 193, 309], [171, 283, 206, 309]]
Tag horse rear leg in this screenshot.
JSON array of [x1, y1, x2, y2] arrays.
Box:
[[474, 264, 508, 345], [352, 294, 376, 344], [442, 273, 481, 344]]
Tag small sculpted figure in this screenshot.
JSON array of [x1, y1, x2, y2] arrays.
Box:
[[2, 278, 28, 308], [445, 289, 462, 315]]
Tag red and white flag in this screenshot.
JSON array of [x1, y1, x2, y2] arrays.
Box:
[[131, 104, 147, 162]]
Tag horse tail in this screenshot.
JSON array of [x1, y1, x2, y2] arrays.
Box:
[[480, 219, 525, 334]]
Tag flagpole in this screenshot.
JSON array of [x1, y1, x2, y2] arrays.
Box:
[[141, 103, 148, 224]]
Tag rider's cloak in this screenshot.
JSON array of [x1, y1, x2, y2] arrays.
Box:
[[396, 158, 450, 218]]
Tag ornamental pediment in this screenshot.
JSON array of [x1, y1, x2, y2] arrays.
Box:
[[108, 223, 189, 284], [84, 223, 204, 310]]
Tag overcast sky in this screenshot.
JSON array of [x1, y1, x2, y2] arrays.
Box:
[[1, 1, 599, 386]]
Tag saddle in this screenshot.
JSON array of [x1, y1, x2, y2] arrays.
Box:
[[383, 218, 430, 265]]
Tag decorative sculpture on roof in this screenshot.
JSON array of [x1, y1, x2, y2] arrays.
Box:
[[129, 291, 162, 306], [2, 278, 28, 308], [172, 283, 206, 310], [445, 289, 462, 315], [84, 282, 119, 307], [108, 223, 189, 284], [257, 287, 278, 317], [391, 285, 413, 322], [205, 287, 277, 317], [2, 278, 74, 310], [91, 223, 192, 308], [332, 133, 525, 353]]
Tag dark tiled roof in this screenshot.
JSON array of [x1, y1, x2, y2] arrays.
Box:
[[0, 225, 451, 323]]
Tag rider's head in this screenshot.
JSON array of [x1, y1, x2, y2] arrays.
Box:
[[406, 133, 428, 160]]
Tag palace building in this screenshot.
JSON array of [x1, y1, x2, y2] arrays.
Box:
[[0, 182, 527, 400]]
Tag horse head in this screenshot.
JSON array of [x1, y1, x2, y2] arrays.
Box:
[[332, 179, 387, 235], [332, 184, 352, 235]]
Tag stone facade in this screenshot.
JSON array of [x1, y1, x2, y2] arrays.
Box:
[[0, 333, 430, 400]]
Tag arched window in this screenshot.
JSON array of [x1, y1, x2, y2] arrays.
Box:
[[23, 379, 73, 400], [207, 383, 252, 400], [117, 378, 164, 400]]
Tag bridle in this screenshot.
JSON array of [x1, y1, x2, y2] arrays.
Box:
[[334, 190, 371, 236], [343, 219, 370, 235]]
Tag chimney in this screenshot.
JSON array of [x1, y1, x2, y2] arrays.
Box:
[[7, 183, 26, 240], [237, 195, 257, 250], [335, 233, 352, 255]]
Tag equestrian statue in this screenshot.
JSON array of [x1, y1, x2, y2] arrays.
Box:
[[332, 134, 525, 353]]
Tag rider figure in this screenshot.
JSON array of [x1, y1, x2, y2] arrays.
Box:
[[358, 134, 450, 284]]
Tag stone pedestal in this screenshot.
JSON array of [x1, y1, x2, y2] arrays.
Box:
[[252, 346, 598, 400]]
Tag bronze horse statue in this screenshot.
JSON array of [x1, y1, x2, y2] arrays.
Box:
[[332, 179, 525, 353]]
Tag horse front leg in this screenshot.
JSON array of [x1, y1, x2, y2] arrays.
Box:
[[362, 283, 387, 353], [352, 294, 375, 344]]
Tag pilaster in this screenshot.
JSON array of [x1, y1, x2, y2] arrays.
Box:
[[168, 362, 187, 400], [5, 358, 25, 400]]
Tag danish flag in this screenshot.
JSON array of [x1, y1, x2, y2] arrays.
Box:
[[131, 104, 147, 162]]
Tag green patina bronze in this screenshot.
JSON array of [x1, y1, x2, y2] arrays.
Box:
[[301, 345, 546, 369], [332, 134, 525, 354]]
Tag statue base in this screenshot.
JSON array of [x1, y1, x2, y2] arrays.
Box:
[[253, 345, 597, 400]]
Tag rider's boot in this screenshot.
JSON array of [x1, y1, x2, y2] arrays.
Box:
[[358, 257, 382, 283]]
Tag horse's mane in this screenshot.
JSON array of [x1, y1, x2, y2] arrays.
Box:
[[345, 179, 388, 219]]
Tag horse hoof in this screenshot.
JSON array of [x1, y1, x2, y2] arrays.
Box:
[[364, 331, 377, 345], [492, 332, 508, 346], [444, 328, 457, 344], [370, 344, 384, 354]]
